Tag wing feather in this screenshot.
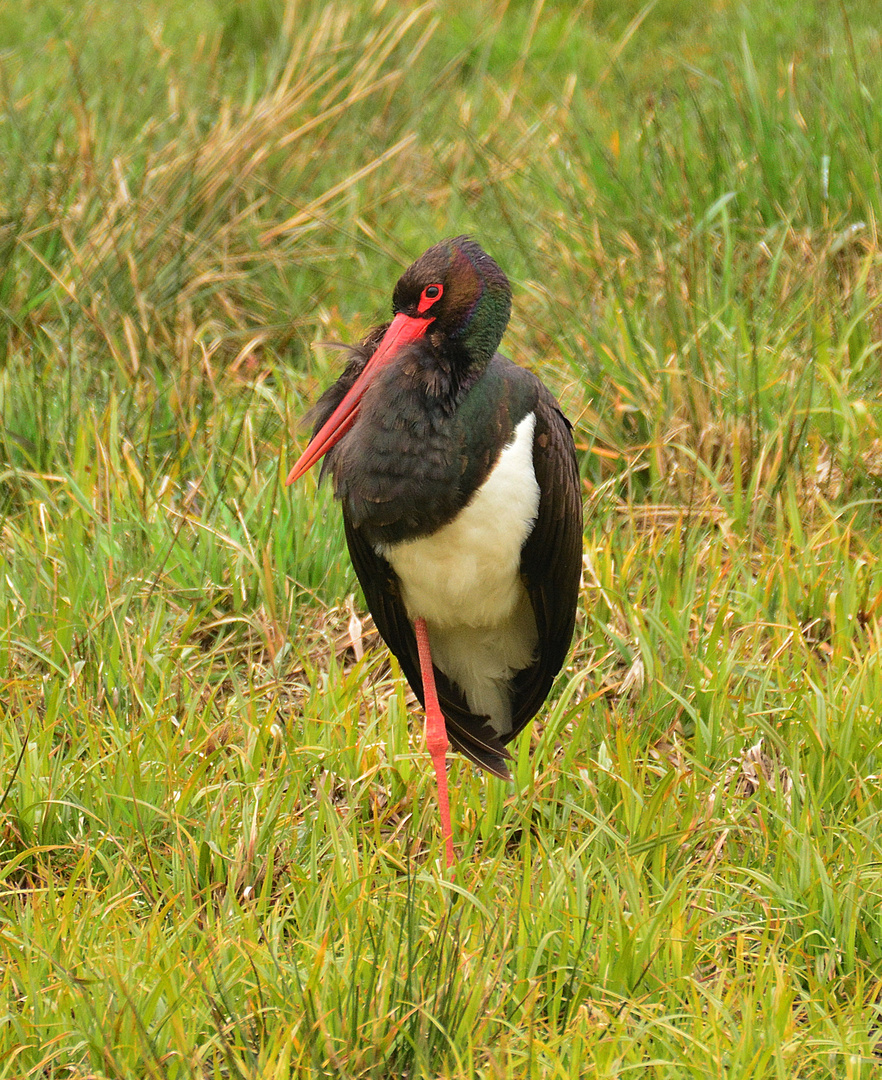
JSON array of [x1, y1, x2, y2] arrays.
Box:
[[506, 390, 582, 741]]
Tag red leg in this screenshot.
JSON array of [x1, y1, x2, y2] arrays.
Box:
[[414, 616, 455, 869]]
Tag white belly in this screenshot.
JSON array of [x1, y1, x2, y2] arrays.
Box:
[[377, 412, 540, 733]]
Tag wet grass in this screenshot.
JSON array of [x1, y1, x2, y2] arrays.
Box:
[[2, 0, 882, 1075]]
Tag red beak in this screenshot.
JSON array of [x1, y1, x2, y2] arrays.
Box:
[[285, 313, 433, 485]]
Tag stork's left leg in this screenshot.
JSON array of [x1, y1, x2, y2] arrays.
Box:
[[414, 616, 455, 869]]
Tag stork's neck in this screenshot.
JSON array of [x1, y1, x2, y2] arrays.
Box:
[[418, 338, 492, 416], [330, 354, 532, 547]]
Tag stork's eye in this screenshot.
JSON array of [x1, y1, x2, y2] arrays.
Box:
[[417, 283, 444, 313]]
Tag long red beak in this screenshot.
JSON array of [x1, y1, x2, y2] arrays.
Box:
[[286, 313, 433, 485]]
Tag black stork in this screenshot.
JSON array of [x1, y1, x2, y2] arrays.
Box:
[[287, 237, 582, 868]]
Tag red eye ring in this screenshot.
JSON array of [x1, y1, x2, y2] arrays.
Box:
[[417, 283, 443, 313]]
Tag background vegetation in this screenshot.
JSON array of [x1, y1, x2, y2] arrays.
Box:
[[2, 0, 882, 1075]]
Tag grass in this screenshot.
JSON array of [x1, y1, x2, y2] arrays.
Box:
[[2, 0, 882, 1075]]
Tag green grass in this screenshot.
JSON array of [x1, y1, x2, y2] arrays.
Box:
[[3, 0, 882, 1075]]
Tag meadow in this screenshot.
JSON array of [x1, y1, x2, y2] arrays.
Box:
[[2, 0, 882, 1075]]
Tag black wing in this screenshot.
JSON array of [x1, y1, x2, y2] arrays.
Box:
[[506, 387, 583, 742]]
